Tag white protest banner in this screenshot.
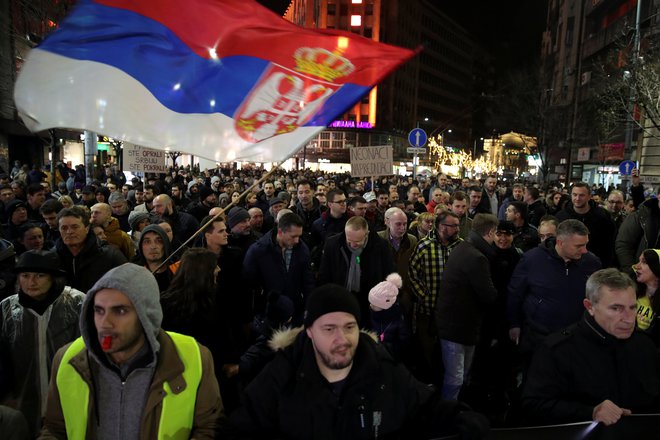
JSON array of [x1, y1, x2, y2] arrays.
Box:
[[350, 146, 393, 178], [122, 143, 168, 173]]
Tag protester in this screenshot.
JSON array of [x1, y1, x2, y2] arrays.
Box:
[[368, 272, 410, 360], [39, 263, 224, 438], [228, 284, 489, 439], [523, 268, 660, 426], [0, 251, 84, 436], [633, 249, 660, 345], [55, 206, 127, 292]]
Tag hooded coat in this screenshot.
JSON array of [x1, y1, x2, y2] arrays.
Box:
[[0, 284, 84, 437], [103, 216, 135, 260], [229, 327, 472, 439], [39, 263, 223, 439], [134, 224, 176, 292]]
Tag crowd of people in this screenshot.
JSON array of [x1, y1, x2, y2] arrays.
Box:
[[0, 159, 659, 439]]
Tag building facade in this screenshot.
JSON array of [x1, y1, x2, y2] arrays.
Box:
[[285, 0, 481, 172], [541, 0, 660, 187]]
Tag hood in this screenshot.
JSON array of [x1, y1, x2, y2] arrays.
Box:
[[81, 263, 163, 364], [269, 325, 378, 351], [105, 216, 121, 233], [137, 224, 172, 259]]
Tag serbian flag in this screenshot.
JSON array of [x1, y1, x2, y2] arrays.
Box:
[[14, 0, 416, 163]]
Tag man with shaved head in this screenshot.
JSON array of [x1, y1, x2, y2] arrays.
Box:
[[152, 194, 200, 244], [91, 203, 135, 259]]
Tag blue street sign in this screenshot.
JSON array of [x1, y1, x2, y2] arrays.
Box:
[[619, 160, 636, 176], [408, 128, 427, 148]]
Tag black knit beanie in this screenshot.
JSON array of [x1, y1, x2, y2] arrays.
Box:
[[303, 284, 361, 328]]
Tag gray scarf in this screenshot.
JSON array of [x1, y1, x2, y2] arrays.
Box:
[[344, 237, 367, 293]]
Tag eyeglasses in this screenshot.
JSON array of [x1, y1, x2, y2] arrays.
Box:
[[539, 233, 555, 240], [607, 200, 623, 205], [330, 199, 346, 204], [441, 223, 459, 229]]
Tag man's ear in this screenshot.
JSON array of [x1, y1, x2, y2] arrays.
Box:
[[583, 298, 595, 316], [305, 327, 312, 338]]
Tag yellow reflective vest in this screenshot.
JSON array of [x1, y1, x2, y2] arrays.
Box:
[[56, 332, 202, 440]]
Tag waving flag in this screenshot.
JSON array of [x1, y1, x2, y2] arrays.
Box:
[[14, 0, 416, 163]]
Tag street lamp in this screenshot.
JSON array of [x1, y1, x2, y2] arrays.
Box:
[[437, 129, 452, 150], [428, 126, 452, 140]]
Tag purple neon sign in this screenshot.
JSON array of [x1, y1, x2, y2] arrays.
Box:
[[329, 120, 374, 129]]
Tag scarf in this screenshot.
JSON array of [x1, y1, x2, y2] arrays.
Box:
[[344, 236, 367, 293]]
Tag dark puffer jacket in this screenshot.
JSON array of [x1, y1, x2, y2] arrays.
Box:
[[229, 327, 479, 439], [507, 238, 602, 336]]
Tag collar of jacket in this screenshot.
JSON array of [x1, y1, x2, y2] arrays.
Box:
[[56, 229, 101, 256], [68, 330, 184, 395], [380, 228, 412, 248], [271, 327, 385, 387], [467, 231, 496, 258], [580, 312, 628, 347]]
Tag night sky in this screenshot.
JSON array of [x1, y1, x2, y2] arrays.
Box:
[[430, 0, 548, 68], [258, 0, 548, 70]]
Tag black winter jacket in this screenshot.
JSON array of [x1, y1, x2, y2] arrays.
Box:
[[523, 314, 660, 424], [556, 201, 616, 267], [55, 231, 127, 293], [434, 231, 498, 345], [507, 238, 601, 335], [615, 198, 660, 275], [229, 328, 472, 439], [243, 230, 314, 324], [318, 231, 395, 323]]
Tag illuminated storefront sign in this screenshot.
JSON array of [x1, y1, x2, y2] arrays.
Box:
[[329, 120, 373, 129]]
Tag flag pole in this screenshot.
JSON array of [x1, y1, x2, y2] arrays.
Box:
[[152, 141, 311, 274]]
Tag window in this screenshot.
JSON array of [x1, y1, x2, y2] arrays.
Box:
[[351, 15, 362, 26]]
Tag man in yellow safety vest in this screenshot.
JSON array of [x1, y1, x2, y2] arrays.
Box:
[[38, 263, 223, 439]]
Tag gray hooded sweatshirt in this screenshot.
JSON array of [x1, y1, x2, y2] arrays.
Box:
[[80, 263, 163, 440]]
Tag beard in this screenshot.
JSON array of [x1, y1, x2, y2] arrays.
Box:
[[317, 344, 356, 370]]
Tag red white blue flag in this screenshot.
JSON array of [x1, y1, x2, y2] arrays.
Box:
[[14, 0, 416, 163]]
